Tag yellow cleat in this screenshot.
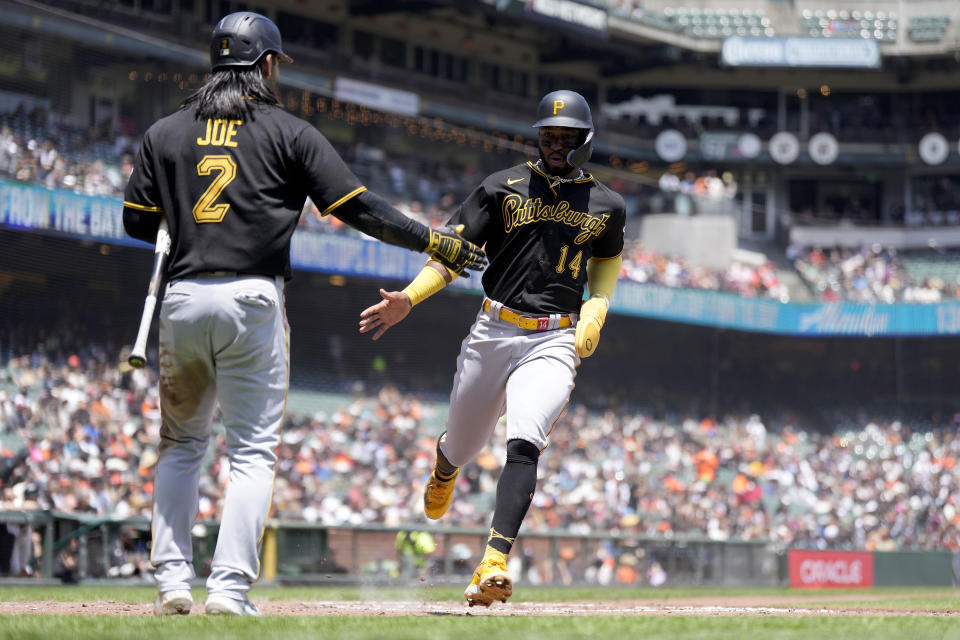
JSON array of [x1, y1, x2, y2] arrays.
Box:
[[423, 467, 459, 519], [464, 555, 512, 607], [423, 433, 459, 519]]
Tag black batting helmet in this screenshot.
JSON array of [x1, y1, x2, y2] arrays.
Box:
[[210, 12, 293, 71], [532, 90, 594, 167]]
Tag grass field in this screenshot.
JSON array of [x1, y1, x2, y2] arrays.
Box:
[[1, 585, 958, 640]]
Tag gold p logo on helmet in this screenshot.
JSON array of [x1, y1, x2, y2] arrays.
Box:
[[553, 100, 565, 115]]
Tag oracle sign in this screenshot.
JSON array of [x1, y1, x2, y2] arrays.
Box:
[[788, 550, 874, 588]]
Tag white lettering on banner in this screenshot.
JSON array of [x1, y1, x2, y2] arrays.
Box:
[[687, 292, 706, 319], [530, 0, 608, 32], [51, 194, 88, 235], [721, 38, 784, 66], [798, 304, 890, 336], [291, 231, 423, 279], [333, 77, 419, 117], [936, 305, 960, 332], [799, 559, 863, 585], [721, 37, 880, 68], [1, 184, 50, 229], [89, 200, 124, 238], [756, 303, 780, 329], [716, 297, 737, 324]]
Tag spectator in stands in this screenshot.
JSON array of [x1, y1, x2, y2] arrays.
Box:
[[791, 243, 956, 303]]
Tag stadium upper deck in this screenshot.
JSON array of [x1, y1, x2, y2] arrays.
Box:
[[4, 0, 960, 245]]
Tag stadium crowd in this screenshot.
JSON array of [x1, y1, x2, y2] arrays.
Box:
[[4, 103, 960, 309], [2, 337, 959, 578], [621, 238, 788, 300], [790, 244, 959, 302]]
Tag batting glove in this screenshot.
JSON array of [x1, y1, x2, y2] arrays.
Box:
[[425, 224, 487, 275], [575, 294, 608, 358]]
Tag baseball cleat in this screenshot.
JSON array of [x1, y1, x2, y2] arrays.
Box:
[[423, 434, 459, 519], [204, 594, 262, 616], [464, 556, 512, 607], [423, 467, 459, 519], [154, 589, 193, 615]]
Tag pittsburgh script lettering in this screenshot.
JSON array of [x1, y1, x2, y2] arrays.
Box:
[[501, 194, 608, 244]]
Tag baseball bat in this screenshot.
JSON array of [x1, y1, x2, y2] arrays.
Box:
[[128, 218, 171, 369]]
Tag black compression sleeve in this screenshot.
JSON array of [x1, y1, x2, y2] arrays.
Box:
[[332, 190, 430, 253], [488, 439, 540, 554], [122, 208, 162, 244]]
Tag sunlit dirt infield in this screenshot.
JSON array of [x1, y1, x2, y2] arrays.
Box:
[[1, 592, 957, 617]]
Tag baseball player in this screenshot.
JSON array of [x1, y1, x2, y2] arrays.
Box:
[[121, 12, 485, 617], [359, 90, 625, 606]]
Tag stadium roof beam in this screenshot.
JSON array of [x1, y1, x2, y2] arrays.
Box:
[[598, 45, 684, 78], [349, 0, 451, 16], [539, 34, 656, 69]]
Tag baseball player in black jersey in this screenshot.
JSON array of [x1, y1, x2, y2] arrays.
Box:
[[360, 90, 625, 606], [122, 12, 485, 617]]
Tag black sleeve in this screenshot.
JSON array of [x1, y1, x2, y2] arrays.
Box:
[[446, 182, 493, 245], [332, 190, 430, 252], [122, 131, 164, 243], [294, 125, 365, 214], [122, 208, 162, 244], [591, 198, 626, 259]]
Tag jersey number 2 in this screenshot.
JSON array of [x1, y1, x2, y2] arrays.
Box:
[[192, 154, 237, 223], [555, 245, 583, 279]]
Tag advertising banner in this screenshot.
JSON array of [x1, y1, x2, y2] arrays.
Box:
[[721, 37, 881, 68], [0, 179, 138, 245], [333, 77, 420, 117], [5, 179, 960, 336], [526, 0, 609, 37], [787, 550, 874, 588]]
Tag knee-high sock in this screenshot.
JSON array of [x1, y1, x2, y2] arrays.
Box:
[[487, 439, 540, 555]]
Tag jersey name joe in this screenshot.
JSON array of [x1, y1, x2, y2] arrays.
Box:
[[196, 119, 243, 147], [501, 194, 609, 244]]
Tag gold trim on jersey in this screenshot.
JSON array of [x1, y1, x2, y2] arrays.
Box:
[[123, 201, 163, 212], [525, 161, 593, 196], [320, 186, 367, 217], [591, 249, 622, 261]]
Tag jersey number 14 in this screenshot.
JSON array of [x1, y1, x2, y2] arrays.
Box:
[[555, 245, 583, 279]]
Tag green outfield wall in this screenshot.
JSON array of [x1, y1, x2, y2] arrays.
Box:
[[2, 511, 957, 588], [873, 550, 957, 587]]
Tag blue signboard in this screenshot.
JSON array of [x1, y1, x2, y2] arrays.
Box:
[[3, 179, 960, 336]]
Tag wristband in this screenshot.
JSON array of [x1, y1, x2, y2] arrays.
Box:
[[401, 265, 448, 306]]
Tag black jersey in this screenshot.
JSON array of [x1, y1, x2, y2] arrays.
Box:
[[448, 161, 626, 315], [123, 104, 363, 280]]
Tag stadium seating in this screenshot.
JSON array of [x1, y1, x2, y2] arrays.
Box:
[[656, 7, 776, 38], [3, 338, 959, 560], [900, 250, 960, 295], [789, 244, 960, 303], [799, 8, 897, 41]]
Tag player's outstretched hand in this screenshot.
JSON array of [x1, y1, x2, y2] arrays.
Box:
[[425, 224, 487, 276], [359, 289, 413, 340]]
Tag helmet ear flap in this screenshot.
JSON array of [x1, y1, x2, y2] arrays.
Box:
[[566, 130, 594, 168]]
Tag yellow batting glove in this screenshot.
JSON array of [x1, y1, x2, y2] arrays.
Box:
[[575, 294, 609, 358]]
